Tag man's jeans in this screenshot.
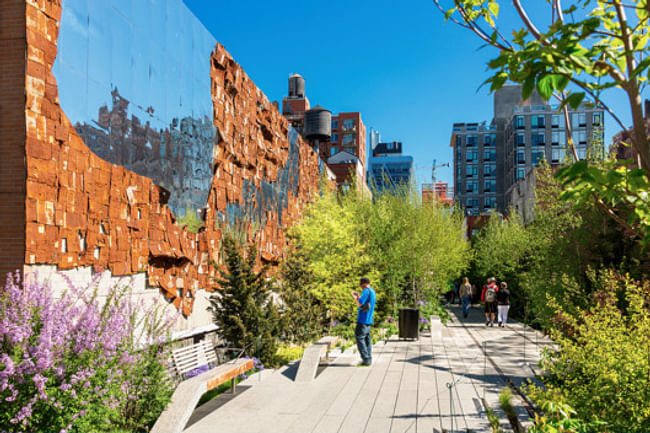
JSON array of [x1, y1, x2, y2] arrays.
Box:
[[355, 322, 372, 364], [461, 295, 471, 317]]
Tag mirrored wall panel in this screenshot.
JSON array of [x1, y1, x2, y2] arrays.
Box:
[[53, 0, 217, 216]]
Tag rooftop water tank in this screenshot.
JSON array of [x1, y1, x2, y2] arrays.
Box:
[[288, 74, 305, 98], [304, 105, 331, 140]]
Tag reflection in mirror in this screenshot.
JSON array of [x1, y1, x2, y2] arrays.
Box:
[[53, 0, 217, 216]]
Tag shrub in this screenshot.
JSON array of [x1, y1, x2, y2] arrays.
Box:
[[526, 271, 650, 432], [0, 271, 174, 432]]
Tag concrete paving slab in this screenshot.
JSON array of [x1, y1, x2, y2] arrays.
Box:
[[183, 307, 544, 433]]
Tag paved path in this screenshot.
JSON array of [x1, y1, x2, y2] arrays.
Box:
[[185, 306, 552, 433]]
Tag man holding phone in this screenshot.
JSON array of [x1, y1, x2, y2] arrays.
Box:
[[351, 277, 376, 366]]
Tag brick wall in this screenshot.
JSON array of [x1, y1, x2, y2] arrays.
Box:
[[17, 0, 320, 317], [0, 0, 27, 281]]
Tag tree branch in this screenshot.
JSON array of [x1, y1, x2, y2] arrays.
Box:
[[512, 0, 544, 41], [554, 0, 564, 24]]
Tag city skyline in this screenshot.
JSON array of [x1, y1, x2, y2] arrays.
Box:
[[184, 0, 644, 189]]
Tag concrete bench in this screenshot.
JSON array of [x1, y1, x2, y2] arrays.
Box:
[[151, 341, 254, 433], [295, 336, 339, 382]]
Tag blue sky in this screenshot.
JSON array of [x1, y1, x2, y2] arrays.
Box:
[[184, 0, 642, 189]]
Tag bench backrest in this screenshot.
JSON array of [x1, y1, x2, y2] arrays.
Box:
[[171, 340, 218, 376]]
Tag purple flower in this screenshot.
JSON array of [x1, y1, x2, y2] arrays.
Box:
[[419, 317, 430, 325], [416, 300, 426, 306]]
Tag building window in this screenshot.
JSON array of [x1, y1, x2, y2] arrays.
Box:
[[331, 133, 339, 143], [484, 134, 496, 146], [466, 124, 478, 131], [331, 120, 339, 130], [577, 146, 587, 160], [456, 148, 462, 161], [551, 114, 565, 128], [532, 150, 545, 165], [466, 135, 478, 146], [330, 146, 338, 156], [484, 180, 496, 193], [466, 180, 478, 193], [484, 164, 496, 177], [466, 165, 479, 177], [517, 150, 526, 165], [457, 166, 462, 177], [516, 133, 525, 146], [532, 133, 545, 146], [456, 135, 462, 146], [531, 115, 545, 129], [517, 167, 526, 180], [516, 115, 525, 129], [342, 134, 355, 146], [484, 197, 497, 208], [466, 197, 479, 208], [551, 131, 565, 146], [576, 130, 587, 144], [593, 112, 602, 126], [551, 148, 565, 163], [484, 149, 496, 162], [466, 150, 478, 162], [572, 112, 586, 129], [343, 119, 355, 130]]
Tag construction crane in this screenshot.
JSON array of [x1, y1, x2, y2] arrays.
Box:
[[416, 159, 450, 185], [416, 159, 451, 202]]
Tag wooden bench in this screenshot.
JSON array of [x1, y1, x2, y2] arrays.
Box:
[[151, 341, 254, 433], [295, 336, 339, 382]]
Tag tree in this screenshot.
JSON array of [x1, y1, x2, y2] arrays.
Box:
[[435, 0, 650, 241], [277, 243, 326, 343], [209, 233, 279, 364]]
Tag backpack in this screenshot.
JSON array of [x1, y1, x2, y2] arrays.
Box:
[[485, 284, 497, 303]]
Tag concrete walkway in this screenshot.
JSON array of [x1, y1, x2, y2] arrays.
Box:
[[184, 306, 552, 433]]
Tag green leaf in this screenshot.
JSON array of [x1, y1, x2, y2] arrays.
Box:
[[537, 74, 555, 100], [565, 92, 585, 109], [488, 2, 499, 18]]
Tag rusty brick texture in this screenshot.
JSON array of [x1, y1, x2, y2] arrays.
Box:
[[20, 0, 321, 316]]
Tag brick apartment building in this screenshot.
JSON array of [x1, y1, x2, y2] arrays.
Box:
[[282, 75, 367, 188]]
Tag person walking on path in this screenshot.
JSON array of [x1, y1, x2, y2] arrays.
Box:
[[497, 281, 510, 327], [481, 277, 498, 327], [351, 277, 376, 366], [459, 277, 472, 318]]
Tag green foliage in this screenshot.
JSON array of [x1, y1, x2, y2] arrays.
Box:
[[526, 271, 650, 432], [290, 180, 470, 322], [272, 345, 305, 367], [288, 185, 379, 320], [527, 400, 606, 433], [209, 233, 280, 365], [557, 158, 650, 244], [485, 404, 504, 433], [277, 243, 326, 343], [177, 206, 203, 233]]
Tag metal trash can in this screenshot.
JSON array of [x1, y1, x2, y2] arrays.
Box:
[[398, 308, 420, 340]]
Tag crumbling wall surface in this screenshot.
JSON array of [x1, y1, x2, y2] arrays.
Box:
[[0, 0, 27, 280], [22, 0, 320, 320]]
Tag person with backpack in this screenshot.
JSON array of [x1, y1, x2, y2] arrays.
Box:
[[496, 281, 511, 327], [480, 277, 498, 327]]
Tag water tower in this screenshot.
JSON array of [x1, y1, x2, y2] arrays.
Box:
[[288, 74, 305, 99]]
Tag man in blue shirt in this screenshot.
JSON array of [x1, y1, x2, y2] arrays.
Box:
[[352, 277, 376, 366]]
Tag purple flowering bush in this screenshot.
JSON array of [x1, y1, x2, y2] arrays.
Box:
[[0, 271, 175, 433]]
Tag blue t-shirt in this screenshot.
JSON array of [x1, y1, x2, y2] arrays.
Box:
[[357, 287, 376, 325]]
